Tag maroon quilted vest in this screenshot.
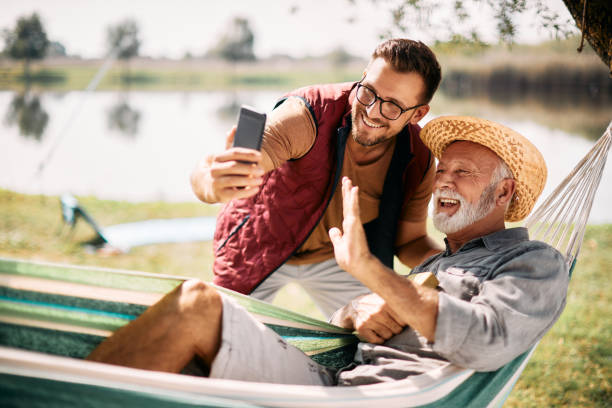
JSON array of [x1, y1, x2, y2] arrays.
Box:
[[212, 82, 432, 294]]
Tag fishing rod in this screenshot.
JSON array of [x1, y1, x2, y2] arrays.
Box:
[[32, 42, 127, 179]]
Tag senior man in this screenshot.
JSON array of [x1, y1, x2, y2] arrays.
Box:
[[88, 116, 568, 386]]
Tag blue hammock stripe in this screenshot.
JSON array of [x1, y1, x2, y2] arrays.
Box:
[[0, 296, 138, 321]]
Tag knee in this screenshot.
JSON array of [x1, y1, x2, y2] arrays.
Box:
[[178, 279, 223, 319]]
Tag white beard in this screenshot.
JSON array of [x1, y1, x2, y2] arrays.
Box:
[[433, 185, 497, 234]]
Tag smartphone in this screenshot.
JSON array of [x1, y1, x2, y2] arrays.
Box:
[[232, 105, 266, 151]]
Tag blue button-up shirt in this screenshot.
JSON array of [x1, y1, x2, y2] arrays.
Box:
[[337, 227, 569, 385]]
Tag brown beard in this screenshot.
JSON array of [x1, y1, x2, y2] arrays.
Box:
[[351, 127, 390, 147], [350, 109, 389, 147]]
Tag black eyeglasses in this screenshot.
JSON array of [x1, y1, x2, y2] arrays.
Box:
[[355, 82, 425, 121]]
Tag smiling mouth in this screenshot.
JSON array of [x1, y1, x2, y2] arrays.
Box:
[[361, 113, 384, 129], [438, 198, 460, 211]]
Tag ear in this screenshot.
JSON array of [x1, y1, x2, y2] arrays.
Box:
[[409, 104, 430, 124], [496, 178, 516, 207]]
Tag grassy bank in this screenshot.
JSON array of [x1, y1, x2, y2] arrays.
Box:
[[0, 188, 610, 406], [0, 58, 365, 92]]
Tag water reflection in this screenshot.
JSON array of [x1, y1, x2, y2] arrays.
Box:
[[435, 90, 611, 141], [1, 90, 609, 222], [3, 91, 49, 141], [442, 66, 611, 106], [216, 93, 241, 121], [439, 65, 612, 141], [107, 95, 141, 137]]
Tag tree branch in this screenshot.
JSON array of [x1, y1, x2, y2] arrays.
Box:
[[562, 0, 612, 73]]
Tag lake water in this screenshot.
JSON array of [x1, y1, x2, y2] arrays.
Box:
[[1, 89, 611, 223]]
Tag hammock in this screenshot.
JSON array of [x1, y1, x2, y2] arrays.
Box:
[[1, 121, 610, 407]]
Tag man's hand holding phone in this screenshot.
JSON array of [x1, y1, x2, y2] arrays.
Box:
[[190, 106, 267, 203]]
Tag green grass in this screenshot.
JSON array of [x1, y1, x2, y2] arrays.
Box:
[[506, 226, 612, 407], [0, 188, 609, 406], [0, 59, 364, 92], [0, 189, 219, 280]]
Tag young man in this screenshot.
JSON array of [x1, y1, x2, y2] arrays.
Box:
[[89, 116, 568, 386], [190, 39, 444, 317]]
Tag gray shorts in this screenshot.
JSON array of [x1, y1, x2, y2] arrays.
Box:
[[249, 258, 371, 319], [209, 295, 336, 385]]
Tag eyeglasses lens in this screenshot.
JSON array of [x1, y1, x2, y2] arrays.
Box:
[[357, 85, 401, 120]]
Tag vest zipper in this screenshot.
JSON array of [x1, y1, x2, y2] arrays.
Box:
[[217, 214, 250, 252]]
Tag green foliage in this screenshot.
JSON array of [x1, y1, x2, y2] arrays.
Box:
[[106, 19, 141, 60], [353, 0, 576, 45], [207, 17, 256, 62], [2, 13, 49, 63], [433, 34, 490, 55]]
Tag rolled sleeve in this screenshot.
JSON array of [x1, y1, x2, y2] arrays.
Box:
[[433, 292, 474, 356], [261, 97, 316, 169]]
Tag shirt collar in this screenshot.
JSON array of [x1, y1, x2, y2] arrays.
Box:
[[443, 227, 530, 254]]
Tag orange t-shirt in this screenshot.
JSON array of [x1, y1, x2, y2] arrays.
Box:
[[262, 97, 434, 264]]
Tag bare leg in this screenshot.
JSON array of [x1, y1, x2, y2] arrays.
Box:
[[87, 280, 223, 373]]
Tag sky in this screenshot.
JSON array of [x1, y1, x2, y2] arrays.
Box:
[[1, 0, 576, 60]]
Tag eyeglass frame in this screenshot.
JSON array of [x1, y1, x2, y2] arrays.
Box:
[[355, 81, 426, 121]]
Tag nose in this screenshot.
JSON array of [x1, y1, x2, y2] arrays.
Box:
[[365, 98, 384, 119], [434, 172, 454, 190]]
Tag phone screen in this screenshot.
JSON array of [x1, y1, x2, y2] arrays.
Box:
[[233, 106, 266, 150]]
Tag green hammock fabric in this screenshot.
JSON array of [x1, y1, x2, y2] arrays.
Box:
[[0, 259, 358, 367], [0, 254, 546, 408], [0, 373, 260, 408], [0, 255, 535, 407], [0, 258, 357, 369]]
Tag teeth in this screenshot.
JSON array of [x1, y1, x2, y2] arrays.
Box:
[[440, 198, 459, 205], [362, 115, 383, 128]]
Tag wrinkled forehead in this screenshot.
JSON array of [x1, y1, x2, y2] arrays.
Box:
[[439, 141, 503, 168]]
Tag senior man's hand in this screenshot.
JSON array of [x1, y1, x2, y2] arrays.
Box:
[[190, 126, 265, 203], [332, 293, 405, 343], [329, 177, 407, 342], [329, 177, 374, 279]]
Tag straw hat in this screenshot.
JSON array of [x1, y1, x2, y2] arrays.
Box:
[[420, 115, 547, 222]]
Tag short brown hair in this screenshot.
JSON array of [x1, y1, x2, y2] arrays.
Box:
[[371, 39, 441, 104]]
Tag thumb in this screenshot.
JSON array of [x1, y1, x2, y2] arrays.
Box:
[[329, 227, 342, 246], [225, 126, 237, 150]]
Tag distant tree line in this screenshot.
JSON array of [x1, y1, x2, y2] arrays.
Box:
[[3, 3, 609, 73]]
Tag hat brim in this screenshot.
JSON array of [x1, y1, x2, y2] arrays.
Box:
[[420, 116, 547, 222]]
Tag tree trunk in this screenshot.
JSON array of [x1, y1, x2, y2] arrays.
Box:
[[562, 0, 612, 75], [24, 59, 31, 82]]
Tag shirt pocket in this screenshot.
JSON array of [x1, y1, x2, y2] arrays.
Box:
[[437, 265, 491, 301], [443, 265, 490, 278]]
